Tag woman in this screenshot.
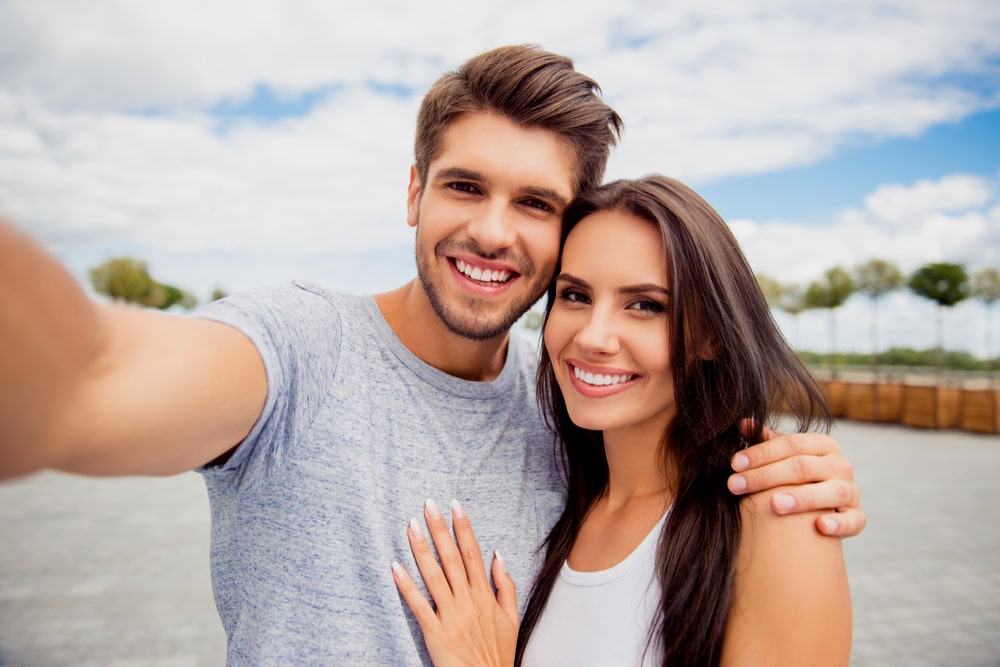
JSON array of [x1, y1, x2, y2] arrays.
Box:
[[393, 175, 852, 666]]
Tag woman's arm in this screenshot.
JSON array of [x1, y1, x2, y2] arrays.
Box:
[[392, 498, 518, 667], [722, 487, 852, 666]]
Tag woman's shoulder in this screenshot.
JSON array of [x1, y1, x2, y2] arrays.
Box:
[[721, 487, 852, 666]]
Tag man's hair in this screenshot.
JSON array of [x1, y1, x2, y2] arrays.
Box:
[[414, 44, 623, 195]]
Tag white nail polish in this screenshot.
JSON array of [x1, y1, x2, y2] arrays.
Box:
[[493, 549, 506, 573], [451, 498, 466, 519], [409, 517, 424, 541], [425, 497, 442, 519]]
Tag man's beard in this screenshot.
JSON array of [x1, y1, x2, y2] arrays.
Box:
[[416, 241, 547, 341]]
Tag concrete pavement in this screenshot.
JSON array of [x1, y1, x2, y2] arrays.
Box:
[[1, 420, 998, 666]]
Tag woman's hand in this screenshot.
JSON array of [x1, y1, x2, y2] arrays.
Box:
[[728, 422, 866, 538], [392, 498, 518, 667]]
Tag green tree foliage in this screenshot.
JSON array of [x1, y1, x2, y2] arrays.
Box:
[[908, 262, 970, 308], [971, 267, 1000, 381], [908, 262, 969, 371], [805, 266, 855, 375], [756, 274, 782, 308], [757, 274, 808, 348], [854, 259, 904, 374], [89, 257, 198, 311]]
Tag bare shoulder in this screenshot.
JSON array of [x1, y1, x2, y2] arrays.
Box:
[[721, 487, 852, 666]]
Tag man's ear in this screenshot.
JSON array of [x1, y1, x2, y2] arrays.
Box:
[[406, 164, 422, 228]]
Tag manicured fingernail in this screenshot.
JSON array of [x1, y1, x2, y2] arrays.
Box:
[[424, 498, 442, 519], [728, 475, 747, 493], [773, 493, 796, 512], [450, 498, 465, 519], [493, 549, 506, 573], [732, 454, 750, 471], [408, 517, 425, 541], [820, 517, 838, 534], [391, 561, 407, 579]]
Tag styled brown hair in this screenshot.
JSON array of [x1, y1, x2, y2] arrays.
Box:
[[517, 175, 831, 666], [414, 44, 623, 195]]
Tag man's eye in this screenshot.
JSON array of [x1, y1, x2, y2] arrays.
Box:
[[523, 198, 555, 214], [448, 182, 480, 194]]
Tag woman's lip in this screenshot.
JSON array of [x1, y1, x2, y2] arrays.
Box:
[[565, 360, 640, 397]]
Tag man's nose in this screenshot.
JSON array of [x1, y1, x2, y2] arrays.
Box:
[[466, 201, 517, 253]]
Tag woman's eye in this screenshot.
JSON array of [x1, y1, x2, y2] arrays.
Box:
[[629, 299, 666, 314], [557, 288, 589, 304]]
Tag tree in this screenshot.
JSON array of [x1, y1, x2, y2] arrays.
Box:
[[907, 262, 970, 371], [854, 259, 904, 376], [971, 267, 1000, 383], [89, 256, 198, 311], [757, 274, 810, 349], [805, 267, 855, 377]]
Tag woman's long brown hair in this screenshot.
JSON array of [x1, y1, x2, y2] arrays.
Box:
[[515, 175, 831, 666]]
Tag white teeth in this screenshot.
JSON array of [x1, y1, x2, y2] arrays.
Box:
[[455, 258, 511, 284], [574, 366, 634, 386]]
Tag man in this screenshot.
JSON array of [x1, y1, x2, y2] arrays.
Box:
[[0, 45, 863, 664]]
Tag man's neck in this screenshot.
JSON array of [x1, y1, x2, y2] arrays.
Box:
[[374, 281, 510, 382]]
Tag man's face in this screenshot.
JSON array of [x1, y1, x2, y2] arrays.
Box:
[[408, 112, 576, 341]]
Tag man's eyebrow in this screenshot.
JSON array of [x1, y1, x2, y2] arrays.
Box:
[[434, 167, 486, 183]]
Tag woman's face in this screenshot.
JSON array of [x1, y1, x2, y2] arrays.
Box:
[[543, 210, 676, 441]]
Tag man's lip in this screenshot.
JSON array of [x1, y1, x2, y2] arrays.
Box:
[[450, 256, 519, 286], [450, 254, 520, 275]]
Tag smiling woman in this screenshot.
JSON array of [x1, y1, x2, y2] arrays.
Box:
[[394, 174, 852, 666]]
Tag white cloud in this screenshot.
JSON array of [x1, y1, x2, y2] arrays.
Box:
[[1, 0, 998, 352]]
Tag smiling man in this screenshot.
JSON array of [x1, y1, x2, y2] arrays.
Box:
[[0, 45, 864, 664]]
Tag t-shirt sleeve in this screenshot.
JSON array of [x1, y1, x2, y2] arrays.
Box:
[[194, 282, 342, 491]]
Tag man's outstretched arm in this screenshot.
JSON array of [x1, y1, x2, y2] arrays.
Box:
[[728, 426, 866, 538], [0, 221, 267, 480]]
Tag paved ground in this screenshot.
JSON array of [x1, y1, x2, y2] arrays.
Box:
[[0, 420, 998, 666]]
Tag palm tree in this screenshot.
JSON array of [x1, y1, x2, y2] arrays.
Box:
[[805, 267, 855, 378]]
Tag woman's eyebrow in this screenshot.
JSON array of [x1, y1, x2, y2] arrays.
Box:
[[556, 274, 669, 296]]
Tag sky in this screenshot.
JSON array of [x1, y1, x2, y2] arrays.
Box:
[[1, 0, 999, 357]]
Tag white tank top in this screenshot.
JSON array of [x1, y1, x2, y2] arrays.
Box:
[[521, 512, 669, 666]]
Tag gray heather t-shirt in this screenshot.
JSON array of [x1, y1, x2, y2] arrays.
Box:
[[196, 283, 565, 665]]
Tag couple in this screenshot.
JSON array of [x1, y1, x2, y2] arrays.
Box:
[[393, 175, 852, 665], [0, 45, 859, 664]]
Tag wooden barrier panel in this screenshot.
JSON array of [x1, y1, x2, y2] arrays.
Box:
[[959, 389, 1000, 435], [844, 382, 903, 423], [901, 385, 960, 430], [818, 380, 847, 418]]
